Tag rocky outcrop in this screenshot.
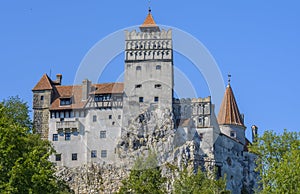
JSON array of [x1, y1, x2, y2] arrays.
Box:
[[56, 107, 210, 193]]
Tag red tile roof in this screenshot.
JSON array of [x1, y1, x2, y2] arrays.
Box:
[[141, 12, 157, 27], [217, 85, 244, 127], [91, 83, 124, 94], [49, 83, 124, 110], [32, 74, 53, 91]]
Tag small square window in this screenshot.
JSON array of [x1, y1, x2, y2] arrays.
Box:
[[53, 134, 58, 141], [154, 97, 159, 102], [139, 97, 144, 103], [55, 154, 61, 161], [100, 131, 106, 138], [93, 115, 97, 122], [101, 150, 107, 158], [156, 65, 161, 70], [40, 95, 44, 101], [136, 66, 141, 70], [154, 84, 162, 89], [91, 150, 97, 158], [135, 84, 142, 88], [118, 115, 121, 119], [230, 131, 236, 138], [108, 115, 112, 119], [72, 153, 77, 161], [65, 132, 71, 141]]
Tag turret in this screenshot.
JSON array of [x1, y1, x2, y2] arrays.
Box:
[[217, 75, 246, 144]]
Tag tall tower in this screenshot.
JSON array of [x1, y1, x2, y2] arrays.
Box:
[[32, 74, 55, 138], [122, 9, 174, 127]]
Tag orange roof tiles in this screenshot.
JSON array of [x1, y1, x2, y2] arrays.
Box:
[[49, 83, 124, 110], [141, 12, 157, 27], [32, 74, 53, 91], [91, 83, 124, 94], [217, 85, 244, 127]]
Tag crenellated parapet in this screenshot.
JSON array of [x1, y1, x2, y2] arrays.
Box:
[[125, 29, 172, 62]]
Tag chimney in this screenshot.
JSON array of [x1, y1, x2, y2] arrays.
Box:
[[82, 79, 91, 101], [251, 125, 258, 142], [56, 74, 62, 85]]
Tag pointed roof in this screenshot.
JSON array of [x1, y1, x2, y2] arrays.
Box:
[[140, 9, 160, 32], [218, 84, 244, 127], [32, 74, 54, 91], [141, 11, 157, 27]]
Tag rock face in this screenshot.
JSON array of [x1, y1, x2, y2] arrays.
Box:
[[55, 107, 219, 193], [56, 164, 127, 193]]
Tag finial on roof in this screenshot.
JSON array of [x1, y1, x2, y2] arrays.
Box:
[[227, 73, 232, 86], [148, 0, 151, 13]]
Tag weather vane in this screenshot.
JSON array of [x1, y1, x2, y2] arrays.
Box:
[[228, 73, 232, 85], [148, 0, 151, 12]]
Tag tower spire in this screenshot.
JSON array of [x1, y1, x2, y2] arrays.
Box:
[[218, 78, 244, 127], [140, 2, 160, 32]]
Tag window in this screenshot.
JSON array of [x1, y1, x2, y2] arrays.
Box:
[[230, 131, 236, 138], [112, 121, 115, 125], [53, 134, 58, 141], [91, 150, 97, 158], [108, 115, 112, 119], [139, 97, 144, 103], [65, 132, 71, 141], [135, 84, 142, 88], [72, 153, 77, 161], [136, 66, 141, 70], [156, 65, 161, 70], [118, 115, 121, 119], [154, 96, 159, 102], [101, 150, 107, 158], [93, 115, 97, 122], [94, 95, 103, 102], [40, 95, 44, 100], [60, 98, 71, 106], [55, 154, 61, 161], [100, 131, 106, 138], [154, 84, 162, 89]]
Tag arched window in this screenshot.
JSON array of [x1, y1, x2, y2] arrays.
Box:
[[156, 65, 161, 70], [136, 66, 141, 71]]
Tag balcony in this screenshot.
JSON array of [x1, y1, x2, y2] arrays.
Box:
[[56, 120, 79, 130]]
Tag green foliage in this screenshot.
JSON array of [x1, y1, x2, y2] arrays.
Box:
[[249, 130, 300, 194], [0, 97, 72, 194], [118, 151, 166, 194], [1, 96, 31, 129], [173, 166, 230, 194]]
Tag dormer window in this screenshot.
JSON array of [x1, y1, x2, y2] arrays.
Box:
[[60, 98, 71, 106]]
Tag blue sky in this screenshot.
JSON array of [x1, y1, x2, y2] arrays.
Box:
[[0, 1, 299, 139]]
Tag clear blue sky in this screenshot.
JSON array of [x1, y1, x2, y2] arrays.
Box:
[[1, 1, 299, 139]]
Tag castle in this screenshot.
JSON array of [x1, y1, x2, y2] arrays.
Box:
[[32, 9, 258, 193]]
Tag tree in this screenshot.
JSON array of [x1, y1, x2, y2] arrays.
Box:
[[249, 130, 300, 194], [0, 96, 71, 193], [1, 96, 31, 128], [118, 151, 166, 194], [173, 166, 230, 194]]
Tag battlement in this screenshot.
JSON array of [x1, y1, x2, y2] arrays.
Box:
[[125, 29, 172, 40]]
